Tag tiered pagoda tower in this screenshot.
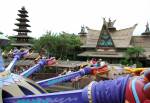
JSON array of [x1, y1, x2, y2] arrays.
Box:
[[12, 6, 32, 48]]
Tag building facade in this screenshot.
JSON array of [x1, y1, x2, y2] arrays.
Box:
[[78, 18, 150, 66]]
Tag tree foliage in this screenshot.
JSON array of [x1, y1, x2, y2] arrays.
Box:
[[1, 31, 82, 60], [120, 46, 145, 67], [125, 46, 145, 59], [33, 31, 82, 60]]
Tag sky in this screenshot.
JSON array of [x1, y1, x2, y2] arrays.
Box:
[[0, 0, 150, 38]]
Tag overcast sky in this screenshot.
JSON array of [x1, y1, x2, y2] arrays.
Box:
[[0, 0, 150, 38]]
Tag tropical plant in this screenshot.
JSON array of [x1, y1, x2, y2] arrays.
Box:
[[33, 31, 81, 60], [120, 46, 144, 67]]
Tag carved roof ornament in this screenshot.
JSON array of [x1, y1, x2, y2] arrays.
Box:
[[108, 18, 116, 28], [145, 22, 150, 32], [22, 6, 25, 10], [102, 18, 116, 32], [142, 22, 150, 35], [103, 17, 107, 25], [81, 26, 85, 33], [78, 25, 87, 35], [102, 18, 116, 27]]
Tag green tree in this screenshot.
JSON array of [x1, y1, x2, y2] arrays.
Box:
[[121, 46, 144, 67], [33, 31, 81, 60]]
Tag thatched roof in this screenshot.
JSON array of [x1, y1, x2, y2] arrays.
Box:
[[111, 25, 137, 48], [50, 60, 88, 68], [11, 43, 33, 46], [78, 51, 124, 58], [82, 28, 100, 48], [131, 35, 150, 59], [131, 35, 150, 49], [81, 24, 137, 48]]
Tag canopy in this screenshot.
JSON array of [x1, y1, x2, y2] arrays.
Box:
[[0, 33, 9, 46]]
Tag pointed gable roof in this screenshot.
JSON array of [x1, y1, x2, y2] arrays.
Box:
[[81, 24, 137, 48], [96, 23, 115, 49]]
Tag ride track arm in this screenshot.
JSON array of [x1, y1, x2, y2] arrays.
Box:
[[36, 65, 108, 88], [4, 75, 129, 103], [0, 49, 5, 72], [0, 86, 2, 103], [5, 50, 29, 72], [20, 59, 47, 78], [4, 89, 89, 103], [36, 67, 92, 88]]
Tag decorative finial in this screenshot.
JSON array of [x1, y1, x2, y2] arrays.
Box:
[[102, 18, 116, 28], [145, 22, 150, 32], [103, 17, 106, 25], [109, 18, 111, 23], [81, 25, 85, 33], [22, 6, 25, 10], [142, 22, 150, 35], [108, 18, 112, 27], [79, 25, 87, 34], [108, 18, 116, 27]]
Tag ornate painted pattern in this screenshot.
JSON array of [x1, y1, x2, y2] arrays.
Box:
[[96, 25, 114, 48], [97, 33, 114, 47], [4, 90, 85, 103]]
